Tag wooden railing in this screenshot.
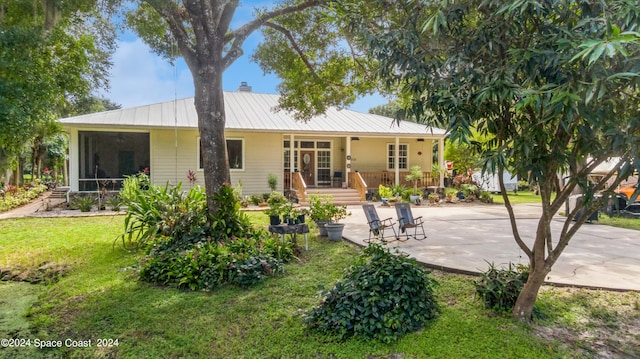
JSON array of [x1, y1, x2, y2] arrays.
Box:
[[356, 171, 438, 189], [284, 172, 291, 191], [348, 172, 368, 201], [291, 172, 307, 203]]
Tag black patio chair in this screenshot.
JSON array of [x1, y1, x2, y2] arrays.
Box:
[[362, 204, 400, 242], [394, 202, 427, 240]]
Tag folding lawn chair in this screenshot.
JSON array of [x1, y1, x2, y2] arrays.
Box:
[[362, 204, 399, 242], [394, 202, 427, 240]]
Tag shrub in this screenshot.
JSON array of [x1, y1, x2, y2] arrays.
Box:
[[107, 195, 121, 211], [72, 196, 95, 212], [140, 240, 228, 291], [475, 262, 529, 312], [139, 233, 293, 291], [250, 194, 263, 206], [479, 191, 493, 203], [229, 255, 284, 288], [304, 243, 439, 342], [120, 172, 150, 205], [390, 184, 406, 197], [134, 184, 293, 292], [118, 182, 208, 249], [209, 184, 252, 241], [266, 191, 287, 208]]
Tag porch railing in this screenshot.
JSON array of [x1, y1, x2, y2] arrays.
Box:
[[291, 172, 307, 203], [348, 172, 368, 201], [356, 171, 438, 190]]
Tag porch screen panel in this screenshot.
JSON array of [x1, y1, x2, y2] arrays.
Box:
[[78, 131, 150, 191], [317, 150, 331, 184]]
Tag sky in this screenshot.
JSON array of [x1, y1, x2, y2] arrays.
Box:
[[99, 2, 387, 114]]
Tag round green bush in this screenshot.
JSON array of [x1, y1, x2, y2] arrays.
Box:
[[304, 243, 439, 342]]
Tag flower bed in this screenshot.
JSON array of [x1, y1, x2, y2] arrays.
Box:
[[0, 183, 48, 212]]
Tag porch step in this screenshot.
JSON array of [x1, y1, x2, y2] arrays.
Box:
[[300, 188, 366, 206], [50, 186, 70, 199]]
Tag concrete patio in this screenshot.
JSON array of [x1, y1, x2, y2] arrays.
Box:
[[340, 202, 640, 291]]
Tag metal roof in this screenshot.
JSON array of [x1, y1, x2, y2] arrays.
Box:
[[59, 91, 446, 137]]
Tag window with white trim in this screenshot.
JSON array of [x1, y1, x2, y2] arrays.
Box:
[[387, 143, 408, 170], [199, 138, 244, 171]]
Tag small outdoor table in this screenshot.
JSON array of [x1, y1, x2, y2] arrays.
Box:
[[268, 223, 309, 250]]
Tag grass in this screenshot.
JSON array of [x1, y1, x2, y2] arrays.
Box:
[[490, 190, 550, 204], [490, 190, 640, 230], [598, 214, 640, 231], [1, 214, 638, 358]]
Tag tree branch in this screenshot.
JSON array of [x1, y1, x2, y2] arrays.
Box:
[[261, 21, 320, 79], [221, 0, 328, 69], [146, 1, 198, 70]]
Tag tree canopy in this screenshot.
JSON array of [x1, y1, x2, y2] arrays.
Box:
[[126, 0, 378, 217], [338, 0, 640, 321], [0, 0, 117, 182]]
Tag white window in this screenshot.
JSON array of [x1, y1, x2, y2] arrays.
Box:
[[198, 138, 244, 171], [387, 143, 408, 170]]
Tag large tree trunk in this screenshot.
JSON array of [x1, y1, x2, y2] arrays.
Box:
[[193, 58, 231, 219]]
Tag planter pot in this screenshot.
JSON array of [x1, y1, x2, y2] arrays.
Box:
[[409, 195, 421, 204], [324, 222, 345, 241], [283, 216, 296, 225], [296, 214, 305, 224], [269, 215, 281, 226], [315, 220, 330, 236]]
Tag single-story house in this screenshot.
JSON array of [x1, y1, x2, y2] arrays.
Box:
[[58, 90, 447, 201]]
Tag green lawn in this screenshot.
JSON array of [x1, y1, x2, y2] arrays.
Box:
[[1, 214, 638, 358], [490, 190, 550, 204], [490, 191, 640, 230]]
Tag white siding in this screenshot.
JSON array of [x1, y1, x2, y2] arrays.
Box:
[[350, 138, 434, 172], [226, 131, 283, 195]]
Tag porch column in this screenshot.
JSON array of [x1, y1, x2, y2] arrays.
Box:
[[68, 129, 79, 191], [438, 137, 445, 187], [395, 136, 400, 184], [289, 134, 295, 190], [346, 136, 352, 183]]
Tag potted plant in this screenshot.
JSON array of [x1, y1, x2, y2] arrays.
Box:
[[405, 165, 423, 204], [280, 202, 308, 225], [428, 193, 439, 204], [323, 204, 350, 241], [265, 192, 288, 225], [308, 194, 350, 239], [378, 184, 393, 206], [295, 207, 309, 224], [308, 194, 334, 236], [265, 205, 282, 225], [445, 187, 458, 203], [390, 184, 406, 202], [267, 173, 278, 192]]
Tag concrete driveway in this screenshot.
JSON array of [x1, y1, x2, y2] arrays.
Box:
[[341, 202, 640, 291]]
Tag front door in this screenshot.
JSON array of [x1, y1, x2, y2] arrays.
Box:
[[301, 151, 315, 185]]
